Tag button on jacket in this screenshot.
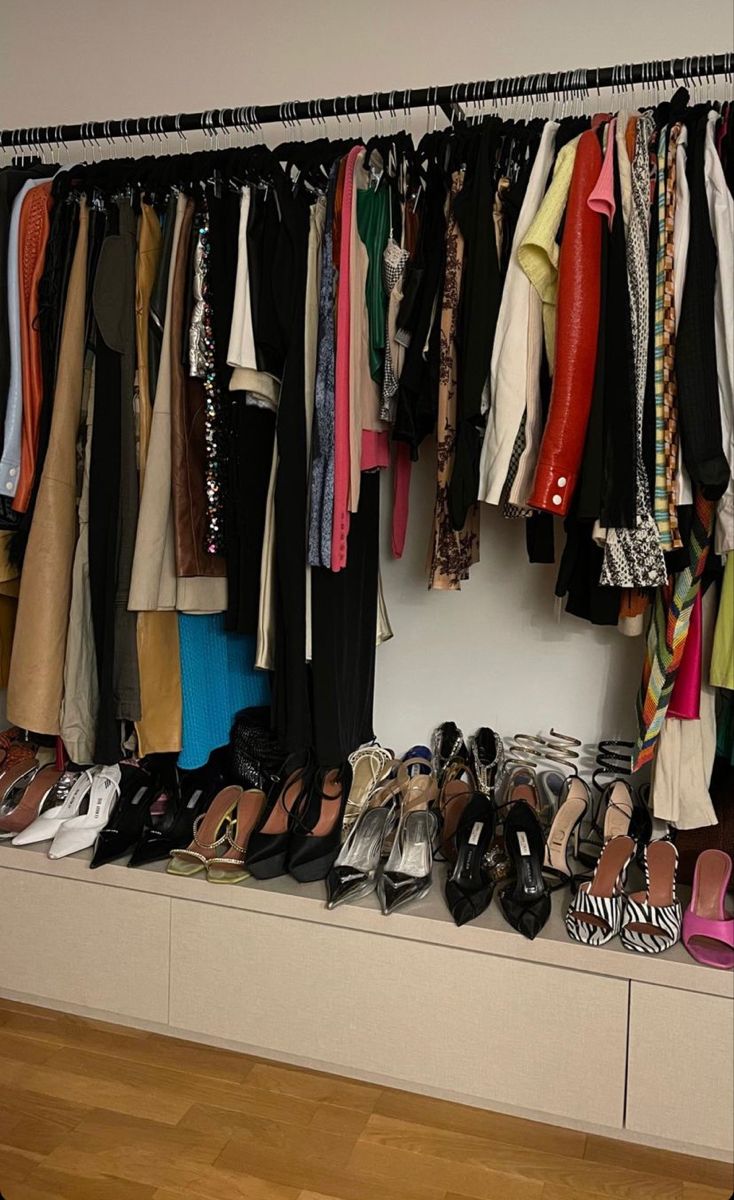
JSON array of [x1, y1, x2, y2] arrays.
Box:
[[528, 131, 603, 516]]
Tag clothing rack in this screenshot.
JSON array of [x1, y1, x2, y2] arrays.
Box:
[[1, 52, 732, 151]]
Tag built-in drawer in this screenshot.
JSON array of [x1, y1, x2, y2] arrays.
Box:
[[626, 981, 734, 1155], [0, 866, 170, 1024], [169, 897, 628, 1128]]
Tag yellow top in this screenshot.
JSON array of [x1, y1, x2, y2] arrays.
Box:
[[517, 135, 581, 371], [710, 551, 734, 690]]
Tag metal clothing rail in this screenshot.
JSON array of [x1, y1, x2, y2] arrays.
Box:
[[1, 51, 732, 150]]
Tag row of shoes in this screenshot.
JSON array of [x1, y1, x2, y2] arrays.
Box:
[[0, 730, 231, 867], [567, 835, 734, 966], [1, 721, 731, 969], [327, 722, 589, 930]]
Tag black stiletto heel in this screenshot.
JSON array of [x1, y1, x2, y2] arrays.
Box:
[[91, 762, 160, 868], [288, 763, 352, 883], [246, 752, 314, 880], [445, 793, 496, 926], [128, 763, 225, 867], [499, 801, 551, 940]]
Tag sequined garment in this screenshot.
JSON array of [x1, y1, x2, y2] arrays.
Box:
[[308, 166, 338, 567], [428, 171, 480, 590], [195, 202, 225, 555], [189, 225, 206, 378]]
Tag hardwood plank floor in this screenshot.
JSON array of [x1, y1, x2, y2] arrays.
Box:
[[0, 998, 729, 1200]]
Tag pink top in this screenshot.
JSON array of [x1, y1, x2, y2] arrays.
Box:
[[588, 117, 617, 229], [331, 147, 362, 572], [391, 440, 411, 558]]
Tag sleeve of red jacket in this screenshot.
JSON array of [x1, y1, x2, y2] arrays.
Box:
[[528, 130, 603, 516]]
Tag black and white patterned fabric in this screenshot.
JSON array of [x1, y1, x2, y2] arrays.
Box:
[[565, 835, 635, 946], [620, 840, 682, 954], [601, 115, 667, 589], [619, 895, 682, 953], [565, 886, 626, 945]]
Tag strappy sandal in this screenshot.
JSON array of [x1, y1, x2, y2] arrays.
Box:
[[565, 834, 635, 946], [468, 726, 505, 797], [167, 785, 242, 876], [207, 788, 267, 884], [342, 742, 394, 839], [576, 778, 635, 871], [431, 722, 468, 785], [542, 776, 590, 891], [620, 840, 682, 954], [437, 758, 477, 862]]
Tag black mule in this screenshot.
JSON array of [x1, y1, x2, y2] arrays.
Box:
[[499, 801, 551, 940], [90, 762, 160, 868], [445, 793, 496, 926], [128, 763, 225, 868]]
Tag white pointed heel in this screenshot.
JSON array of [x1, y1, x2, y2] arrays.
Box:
[[12, 769, 97, 846], [48, 766, 121, 859]]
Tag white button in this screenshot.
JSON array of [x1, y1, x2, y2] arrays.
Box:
[[8, 467, 16, 476], [557, 476, 567, 487], [552, 494, 562, 506], [5, 483, 11, 492]]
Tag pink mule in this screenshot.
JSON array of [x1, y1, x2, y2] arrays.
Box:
[[682, 850, 734, 970]]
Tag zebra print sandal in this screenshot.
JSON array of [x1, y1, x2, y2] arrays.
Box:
[[620, 840, 682, 954], [565, 834, 635, 946]]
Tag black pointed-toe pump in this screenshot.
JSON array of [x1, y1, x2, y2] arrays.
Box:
[[128, 763, 225, 868], [90, 762, 161, 868], [445, 792, 497, 927], [499, 800, 551, 940], [246, 752, 314, 880], [288, 763, 352, 883]]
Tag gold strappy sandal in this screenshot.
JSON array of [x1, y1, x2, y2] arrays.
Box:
[[167, 785, 242, 876]]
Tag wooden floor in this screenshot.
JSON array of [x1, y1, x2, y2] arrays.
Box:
[[0, 998, 729, 1200]]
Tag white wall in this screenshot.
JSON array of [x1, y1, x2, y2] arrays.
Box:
[[3, 1, 732, 751]]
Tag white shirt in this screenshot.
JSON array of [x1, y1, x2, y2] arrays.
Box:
[[478, 121, 559, 506]]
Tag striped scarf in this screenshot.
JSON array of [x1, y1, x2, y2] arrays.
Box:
[[634, 489, 716, 769]]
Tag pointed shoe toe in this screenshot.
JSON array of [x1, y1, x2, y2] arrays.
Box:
[[445, 879, 494, 927], [379, 871, 430, 915], [90, 833, 130, 869], [326, 866, 371, 909], [501, 892, 551, 941]]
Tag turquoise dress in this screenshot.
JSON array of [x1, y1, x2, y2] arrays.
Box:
[[177, 614, 270, 769]]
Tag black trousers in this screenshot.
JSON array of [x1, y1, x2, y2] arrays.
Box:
[[311, 471, 380, 766]]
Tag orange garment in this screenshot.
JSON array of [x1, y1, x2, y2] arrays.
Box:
[[620, 588, 651, 620], [13, 181, 52, 513], [626, 116, 638, 163]]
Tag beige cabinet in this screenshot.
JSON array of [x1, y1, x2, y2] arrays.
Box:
[[0, 847, 731, 1160], [0, 866, 170, 1024], [626, 981, 734, 1155], [169, 897, 629, 1128]]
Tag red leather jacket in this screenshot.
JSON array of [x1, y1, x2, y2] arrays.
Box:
[[528, 130, 603, 516]]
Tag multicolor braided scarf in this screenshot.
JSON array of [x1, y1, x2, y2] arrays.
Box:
[[634, 489, 716, 768]]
